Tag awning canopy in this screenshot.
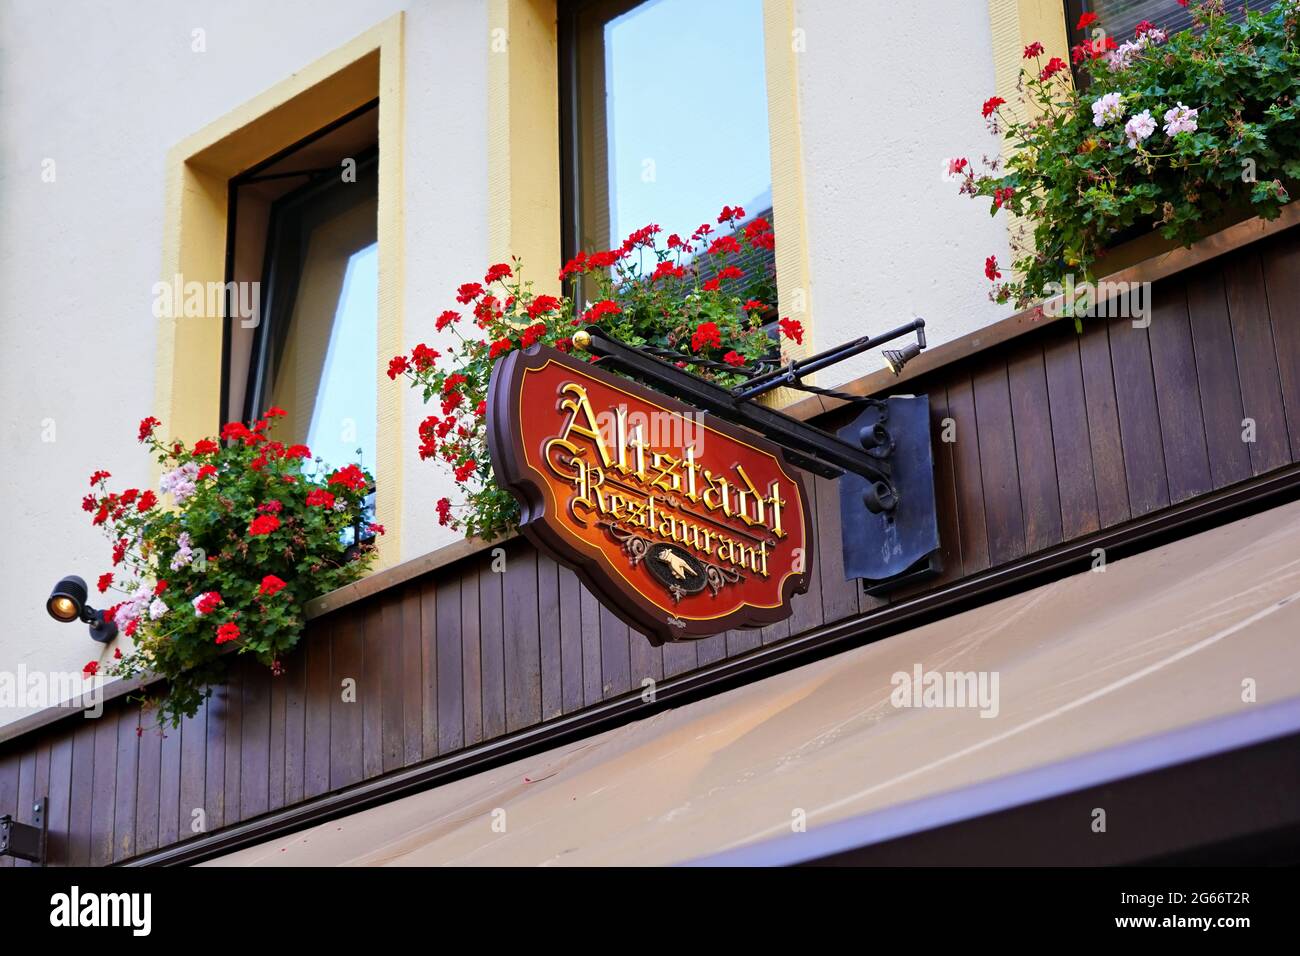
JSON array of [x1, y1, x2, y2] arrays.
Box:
[[206, 499, 1300, 866]]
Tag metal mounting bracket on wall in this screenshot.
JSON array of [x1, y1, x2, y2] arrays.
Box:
[[574, 320, 942, 592], [0, 797, 48, 865]]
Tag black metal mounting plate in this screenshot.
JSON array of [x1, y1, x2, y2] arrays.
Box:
[[839, 396, 942, 589]]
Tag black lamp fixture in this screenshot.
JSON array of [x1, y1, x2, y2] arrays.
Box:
[[46, 575, 118, 643]]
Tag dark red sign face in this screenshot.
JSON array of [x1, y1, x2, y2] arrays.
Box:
[[487, 344, 813, 644]]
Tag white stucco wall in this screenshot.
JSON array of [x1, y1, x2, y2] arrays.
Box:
[[796, 0, 1012, 384], [0, 0, 1013, 727]]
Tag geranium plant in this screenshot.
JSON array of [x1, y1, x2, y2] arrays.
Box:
[[390, 204, 804, 540], [956, 0, 1298, 313], [82, 411, 380, 727]]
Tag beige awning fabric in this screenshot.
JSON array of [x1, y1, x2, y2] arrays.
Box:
[[206, 500, 1300, 866]]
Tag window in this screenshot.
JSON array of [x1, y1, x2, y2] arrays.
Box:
[[1065, 0, 1281, 68], [222, 102, 379, 543], [559, 0, 776, 307]]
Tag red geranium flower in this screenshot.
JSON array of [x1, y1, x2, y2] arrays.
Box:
[[456, 282, 484, 304], [258, 575, 287, 597], [1023, 41, 1044, 58], [197, 464, 217, 480], [1039, 57, 1067, 80], [327, 463, 368, 491], [489, 338, 513, 360], [583, 299, 621, 323], [981, 96, 1005, 118], [368, 523, 385, 536], [138, 416, 161, 442], [154, 580, 168, 595], [436, 497, 453, 526], [454, 459, 478, 482], [723, 351, 746, 367], [284, 444, 311, 459], [97, 573, 113, 593], [137, 490, 158, 512], [484, 263, 513, 284], [194, 591, 223, 615], [717, 205, 745, 223], [435, 310, 460, 332], [83, 661, 99, 678], [264, 406, 287, 418], [89, 470, 111, 486], [305, 488, 336, 509], [527, 295, 561, 319], [778, 317, 804, 345], [215, 622, 241, 645], [388, 355, 410, 380], [691, 321, 722, 353], [985, 255, 1002, 281], [742, 299, 768, 312], [193, 439, 219, 456], [249, 514, 280, 536], [1076, 11, 1098, 29]]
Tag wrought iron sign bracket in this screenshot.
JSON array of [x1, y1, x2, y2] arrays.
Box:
[[0, 797, 48, 865], [576, 321, 942, 589]]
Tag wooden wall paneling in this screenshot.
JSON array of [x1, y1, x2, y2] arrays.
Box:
[[1183, 267, 1253, 488], [221, 663, 244, 829], [479, 550, 507, 740], [1259, 236, 1300, 458], [579, 583, 604, 706], [281, 636, 307, 807], [89, 706, 118, 865], [458, 566, 483, 747], [598, 604, 632, 698], [329, 607, 365, 790], [537, 552, 565, 721], [111, 703, 139, 862], [503, 545, 542, 732], [157, 722, 181, 849], [694, 631, 728, 667], [1223, 250, 1291, 474], [47, 730, 74, 866], [922, 382, 964, 585], [302, 620, 332, 799], [436, 574, 465, 754], [1042, 332, 1101, 540], [1006, 341, 1064, 553], [371, 595, 400, 775], [1107, 314, 1170, 516], [267, 650, 287, 812], [1147, 280, 1213, 503], [401, 583, 424, 766], [787, 475, 824, 635], [360, 600, 385, 779], [420, 578, 441, 758], [814, 472, 858, 624], [0, 749, 17, 868], [134, 715, 162, 856], [15, 740, 51, 868], [972, 363, 1026, 565], [557, 563, 589, 710], [239, 658, 271, 821], [177, 697, 206, 844], [944, 375, 991, 573], [1077, 318, 1132, 527]]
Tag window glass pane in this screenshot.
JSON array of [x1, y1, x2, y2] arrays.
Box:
[[574, 0, 772, 253], [1081, 0, 1277, 40], [264, 180, 378, 474]]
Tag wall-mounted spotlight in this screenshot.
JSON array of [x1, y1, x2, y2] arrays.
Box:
[[46, 575, 118, 643], [883, 324, 927, 376]]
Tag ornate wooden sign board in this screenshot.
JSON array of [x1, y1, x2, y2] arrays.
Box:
[[487, 344, 813, 644]]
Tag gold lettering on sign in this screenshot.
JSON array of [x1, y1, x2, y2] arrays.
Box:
[[542, 382, 785, 579]]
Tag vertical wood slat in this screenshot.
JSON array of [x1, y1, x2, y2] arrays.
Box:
[[1007, 342, 1063, 553], [282, 642, 307, 808], [479, 550, 507, 740], [1107, 315, 1170, 516], [329, 608, 364, 790], [378, 593, 405, 773], [973, 364, 1026, 565], [557, 564, 589, 710], [267, 654, 287, 813], [177, 698, 206, 844], [47, 731, 74, 866], [239, 659, 271, 821], [1043, 333, 1101, 540], [0, 749, 17, 868], [89, 707, 118, 866], [437, 575, 464, 754], [360, 600, 385, 779], [537, 553, 565, 721], [630, 628, 664, 692], [945, 375, 990, 574], [401, 583, 424, 766], [814, 473, 858, 624], [1186, 268, 1253, 488], [112, 703, 139, 862], [504, 546, 542, 730], [579, 584, 603, 707], [598, 605, 632, 698], [1078, 318, 1132, 527], [420, 579, 441, 759], [923, 384, 964, 585], [221, 664, 242, 833], [1223, 250, 1291, 474], [135, 720, 163, 856], [1147, 281, 1213, 504], [459, 567, 482, 747], [11, 747, 35, 868], [302, 620, 331, 800], [786, 476, 824, 636], [1260, 234, 1300, 458]]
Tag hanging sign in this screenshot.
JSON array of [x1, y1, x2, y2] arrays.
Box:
[[487, 344, 813, 644]]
